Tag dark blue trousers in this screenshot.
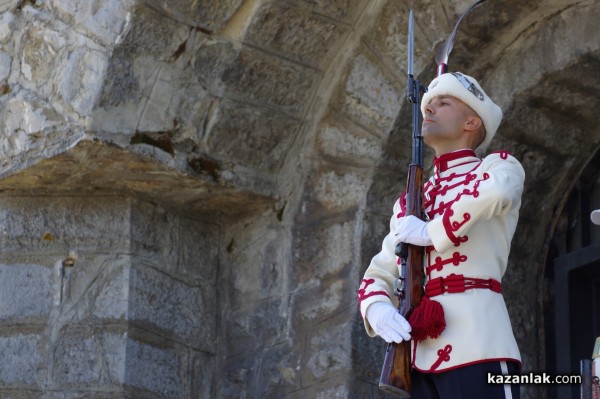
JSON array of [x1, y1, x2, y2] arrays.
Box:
[[411, 361, 521, 399]]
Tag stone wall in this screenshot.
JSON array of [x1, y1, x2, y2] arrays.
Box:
[[0, 0, 598, 398], [0, 196, 219, 398]]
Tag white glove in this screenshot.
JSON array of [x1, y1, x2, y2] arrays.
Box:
[[366, 302, 412, 343], [394, 215, 433, 247]]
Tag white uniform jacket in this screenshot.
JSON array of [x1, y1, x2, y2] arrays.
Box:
[[358, 149, 524, 372]]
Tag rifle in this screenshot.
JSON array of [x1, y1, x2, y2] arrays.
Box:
[[378, 9, 425, 397], [378, 1, 489, 395]]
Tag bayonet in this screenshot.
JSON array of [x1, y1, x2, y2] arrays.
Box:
[[407, 9, 414, 77]]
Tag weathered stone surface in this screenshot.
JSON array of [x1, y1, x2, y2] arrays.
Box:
[[131, 201, 220, 283], [0, 51, 11, 82], [130, 201, 178, 266], [293, 219, 356, 282], [486, 1, 600, 109], [89, 258, 130, 321], [0, 264, 53, 321], [41, 392, 122, 399], [143, 0, 244, 32], [221, 47, 316, 114], [2, 94, 57, 137], [89, 4, 203, 140], [307, 323, 351, 379], [113, 4, 191, 61], [0, 12, 15, 43], [315, 383, 350, 399], [128, 203, 219, 355], [220, 339, 301, 398], [177, 217, 220, 282], [0, 193, 218, 397], [0, 196, 131, 255], [193, 39, 236, 93], [498, 55, 600, 158], [48, 0, 133, 47], [129, 265, 214, 351], [246, 2, 345, 68], [0, 334, 41, 385], [19, 25, 60, 96], [335, 51, 403, 133], [205, 100, 300, 172], [230, 224, 286, 299], [53, 332, 126, 386], [293, 279, 350, 321], [57, 47, 109, 116], [45, 254, 132, 325], [363, 1, 410, 76], [125, 338, 182, 399], [312, 168, 371, 211], [0, 92, 78, 175], [190, 351, 216, 399], [0, 0, 18, 14], [297, 0, 365, 22], [219, 206, 292, 397], [12, 13, 106, 120], [252, 343, 302, 398], [316, 113, 384, 164], [226, 297, 288, 356], [0, 141, 276, 220], [350, 308, 386, 387]]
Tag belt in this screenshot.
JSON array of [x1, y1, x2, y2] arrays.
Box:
[[425, 273, 502, 297]]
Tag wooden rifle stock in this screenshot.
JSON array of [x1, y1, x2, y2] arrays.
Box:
[[378, 165, 425, 397]]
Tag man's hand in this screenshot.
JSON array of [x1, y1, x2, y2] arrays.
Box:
[[366, 302, 412, 343], [394, 215, 433, 247]]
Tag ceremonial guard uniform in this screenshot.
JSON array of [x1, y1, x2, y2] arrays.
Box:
[[358, 148, 524, 371], [357, 71, 525, 398]]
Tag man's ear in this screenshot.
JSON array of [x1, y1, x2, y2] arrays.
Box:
[[465, 116, 483, 132]]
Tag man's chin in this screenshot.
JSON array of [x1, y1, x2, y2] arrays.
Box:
[[421, 130, 434, 142]]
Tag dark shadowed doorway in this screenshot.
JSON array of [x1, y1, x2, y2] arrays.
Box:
[[545, 149, 600, 399]]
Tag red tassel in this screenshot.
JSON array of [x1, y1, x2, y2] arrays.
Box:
[[408, 296, 446, 342]]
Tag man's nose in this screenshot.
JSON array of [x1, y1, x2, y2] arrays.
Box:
[[424, 102, 434, 114]]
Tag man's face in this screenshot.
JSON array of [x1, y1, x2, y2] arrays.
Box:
[[421, 95, 472, 147]]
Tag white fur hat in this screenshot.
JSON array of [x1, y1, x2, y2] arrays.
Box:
[[591, 210, 600, 225], [420, 72, 502, 153]]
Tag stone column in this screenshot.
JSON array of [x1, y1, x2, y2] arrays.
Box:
[[0, 196, 218, 398]]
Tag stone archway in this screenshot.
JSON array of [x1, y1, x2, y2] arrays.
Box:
[[0, 0, 598, 397]]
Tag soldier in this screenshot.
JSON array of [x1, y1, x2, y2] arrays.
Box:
[[357, 72, 524, 399]]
